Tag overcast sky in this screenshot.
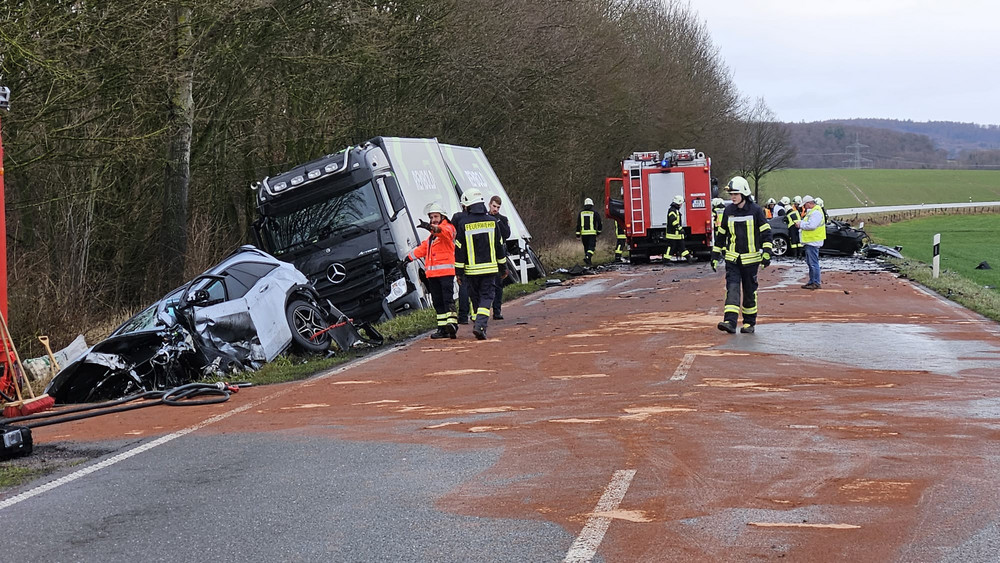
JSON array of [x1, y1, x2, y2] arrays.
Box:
[[692, 0, 999, 125]]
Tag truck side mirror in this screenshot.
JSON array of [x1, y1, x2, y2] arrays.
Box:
[[383, 174, 405, 220]]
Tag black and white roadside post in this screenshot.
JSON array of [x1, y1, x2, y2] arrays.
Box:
[[932, 233, 941, 279]]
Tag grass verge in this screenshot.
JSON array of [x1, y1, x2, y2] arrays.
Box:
[[0, 465, 42, 489]]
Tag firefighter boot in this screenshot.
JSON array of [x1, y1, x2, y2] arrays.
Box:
[[430, 327, 450, 339], [717, 320, 737, 334], [472, 318, 488, 340], [447, 323, 458, 339], [740, 324, 755, 334]]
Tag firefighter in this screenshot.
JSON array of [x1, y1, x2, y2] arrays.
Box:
[[453, 193, 472, 325], [614, 220, 628, 262], [664, 194, 691, 262], [711, 176, 773, 334], [815, 197, 828, 222], [454, 189, 507, 340], [793, 195, 804, 217], [764, 198, 777, 219], [781, 196, 802, 259], [404, 201, 457, 339], [712, 197, 726, 229], [488, 195, 511, 320], [575, 197, 602, 266]]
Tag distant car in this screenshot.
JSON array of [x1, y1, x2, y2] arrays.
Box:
[[767, 217, 870, 257], [45, 246, 363, 404]]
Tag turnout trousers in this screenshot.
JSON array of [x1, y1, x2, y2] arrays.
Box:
[[615, 238, 627, 259], [581, 235, 596, 263], [427, 276, 457, 330], [457, 273, 471, 322], [466, 273, 496, 332], [724, 260, 760, 327], [666, 237, 689, 259]]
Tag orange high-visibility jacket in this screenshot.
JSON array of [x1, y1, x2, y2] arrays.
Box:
[[408, 219, 456, 277]]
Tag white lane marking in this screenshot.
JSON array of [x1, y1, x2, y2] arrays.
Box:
[[670, 353, 697, 381], [0, 345, 403, 512], [564, 469, 637, 563]]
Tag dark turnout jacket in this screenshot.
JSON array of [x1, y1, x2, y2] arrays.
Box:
[[454, 203, 506, 276]]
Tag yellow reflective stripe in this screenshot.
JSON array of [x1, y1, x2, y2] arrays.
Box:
[[759, 223, 771, 232], [465, 264, 499, 275], [724, 305, 741, 313], [743, 305, 758, 315], [477, 307, 491, 316]]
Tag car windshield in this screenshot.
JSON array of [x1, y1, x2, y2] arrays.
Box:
[[265, 181, 382, 255], [113, 289, 182, 336]]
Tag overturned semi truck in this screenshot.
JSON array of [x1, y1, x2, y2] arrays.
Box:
[[252, 137, 544, 323]]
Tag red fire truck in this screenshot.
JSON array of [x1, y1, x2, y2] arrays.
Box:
[[605, 149, 718, 263]]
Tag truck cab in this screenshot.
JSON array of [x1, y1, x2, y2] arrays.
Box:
[[252, 139, 440, 322]]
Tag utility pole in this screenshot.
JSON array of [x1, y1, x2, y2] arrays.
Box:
[[844, 133, 872, 169], [0, 83, 9, 330]]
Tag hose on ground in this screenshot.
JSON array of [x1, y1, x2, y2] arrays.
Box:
[[3, 382, 252, 428]]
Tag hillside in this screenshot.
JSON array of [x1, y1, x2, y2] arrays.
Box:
[[785, 119, 1000, 170]]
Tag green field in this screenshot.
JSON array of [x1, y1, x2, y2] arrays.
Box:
[[866, 214, 1000, 289], [757, 169, 1000, 208]]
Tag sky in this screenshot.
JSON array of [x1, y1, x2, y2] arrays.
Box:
[[691, 0, 1000, 125]]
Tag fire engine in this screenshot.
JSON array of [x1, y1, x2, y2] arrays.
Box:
[[604, 149, 719, 263]]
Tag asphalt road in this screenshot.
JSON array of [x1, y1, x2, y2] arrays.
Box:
[[4, 257, 1000, 562]]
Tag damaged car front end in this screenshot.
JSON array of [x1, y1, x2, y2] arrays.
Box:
[[45, 246, 381, 404]]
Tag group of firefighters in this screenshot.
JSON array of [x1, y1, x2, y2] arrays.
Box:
[[404, 189, 510, 341], [577, 176, 828, 334]]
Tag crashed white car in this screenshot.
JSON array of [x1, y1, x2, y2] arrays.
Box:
[[45, 246, 379, 403]]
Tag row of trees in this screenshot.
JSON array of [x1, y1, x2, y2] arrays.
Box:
[[0, 0, 792, 350]]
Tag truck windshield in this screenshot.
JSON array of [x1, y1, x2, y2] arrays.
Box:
[[265, 181, 382, 255]]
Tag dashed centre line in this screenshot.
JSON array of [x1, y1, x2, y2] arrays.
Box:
[[564, 469, 637, 563]]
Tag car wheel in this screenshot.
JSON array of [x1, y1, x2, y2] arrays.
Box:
[[771, 235, 789, 257], [286, 299, 331, 353]]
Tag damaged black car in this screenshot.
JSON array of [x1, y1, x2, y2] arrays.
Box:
[[767, 217, 870, 257], [45, 246, 380, 404]]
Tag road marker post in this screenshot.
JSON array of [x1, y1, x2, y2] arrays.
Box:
[[932, 233, 940, 279]]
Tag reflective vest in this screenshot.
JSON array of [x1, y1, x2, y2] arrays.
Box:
[[712, 203, 773, 264], [665, 205, 683, 240], [455, 207, 506, 276], [407, 219, 456, 278], [800, 206, 827, 244], [576, 210, 599, 236], [785, 206, 801, 228]]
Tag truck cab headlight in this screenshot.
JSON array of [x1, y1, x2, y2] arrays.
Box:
[[387, 277, 408, 303]]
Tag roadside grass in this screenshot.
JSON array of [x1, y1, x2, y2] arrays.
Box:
[[759, 169, 1000, 209], [0, 465, 42, 489], [867, 214, 1000, 322]]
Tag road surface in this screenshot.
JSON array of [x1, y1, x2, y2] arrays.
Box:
[[3, 258, 1000, 562]]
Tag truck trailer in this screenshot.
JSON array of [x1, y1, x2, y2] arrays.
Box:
[[605, 150, 719, 263]]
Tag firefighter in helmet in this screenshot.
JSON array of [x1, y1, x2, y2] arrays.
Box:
[[711, 176, 772, 334], [764, 197, 777, 219], [454, 189, 507, 340], [815, 197, 828, 222], [576, 197, 602, 266], [712, 197, 726, 228], [781, 196, 802, 258], [614, 220, 628, 262], [404, 201, 457, 339], [664, 194, 691, 262]]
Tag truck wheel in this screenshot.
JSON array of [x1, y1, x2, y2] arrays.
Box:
[[286, 299, 331, 354], [771, 235, 789, 257]]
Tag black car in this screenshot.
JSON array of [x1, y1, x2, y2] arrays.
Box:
[[767, 217, 869, 257]]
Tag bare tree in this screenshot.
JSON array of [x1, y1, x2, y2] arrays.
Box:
[[734, 97, 796, 200]]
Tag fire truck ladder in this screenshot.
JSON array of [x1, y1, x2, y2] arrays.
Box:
[[628, 165, 645, 236]]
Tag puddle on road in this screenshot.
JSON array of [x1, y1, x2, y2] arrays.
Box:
[[526, 278, 610, 304], [718, 322, 1000, 377]]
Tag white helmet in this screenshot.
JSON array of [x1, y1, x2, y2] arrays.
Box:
[[672, 195, 684, 205], [766, 198, 776, 205], [793, 195, 803, 205], [815, 197, 824, 206], [423, 200, 446, 217], [461, 189, 484, 206], [727, 176, 751, 197], [711, 197, 724, 208], [584, 197, 594, 206], [779, 196, 791, 206]]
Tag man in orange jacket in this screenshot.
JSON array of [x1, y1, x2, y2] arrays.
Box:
[[404, 201, 457, 339]]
